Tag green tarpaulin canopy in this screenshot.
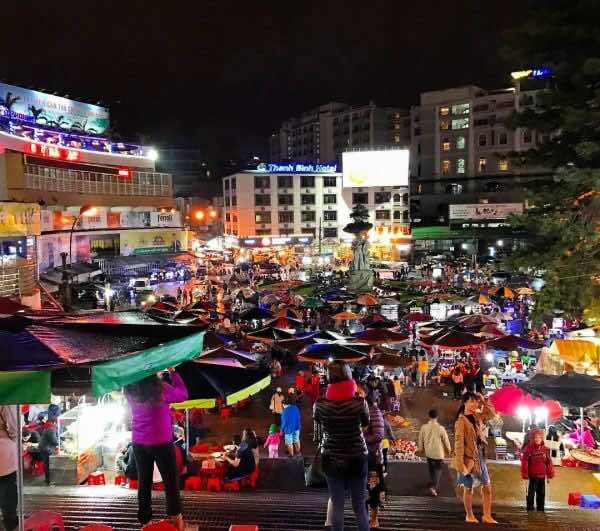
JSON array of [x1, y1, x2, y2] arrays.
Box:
[[92, 331, 205, 396], [0, 371, 51, 405]]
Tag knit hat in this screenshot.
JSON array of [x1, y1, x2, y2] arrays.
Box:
[[269, 424, 279, 434]]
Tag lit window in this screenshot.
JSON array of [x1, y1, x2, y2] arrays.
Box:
[[456, 136, 466, 149], [440, 120, 449, 130], [452, 103, 470, 115], [442, 160, 450, 175], [440, 107, 450, 116], [442, 139, 450, 151], [452, 118, 469, 129], [457, 159, 465, 174], [478, 134, 487, 146], [499, 159, 509, 171], [478, 157, 487, 172]]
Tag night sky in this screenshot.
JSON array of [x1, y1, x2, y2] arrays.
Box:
[[2, 0, 524, 164]]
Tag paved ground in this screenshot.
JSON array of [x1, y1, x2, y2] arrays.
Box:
[[23, 486, 600, 531]]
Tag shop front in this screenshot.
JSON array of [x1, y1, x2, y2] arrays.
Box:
[[120, 229, 187, 256]]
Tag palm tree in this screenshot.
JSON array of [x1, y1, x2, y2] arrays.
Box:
[[28, 105, 46, 124], [0, 92, 21, 115], [70, 119, 88, 131], [47, 115, 69, 128]]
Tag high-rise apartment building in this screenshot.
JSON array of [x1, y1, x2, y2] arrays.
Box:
[[269, 102, 410, 162], [409, 81, 550, 225]]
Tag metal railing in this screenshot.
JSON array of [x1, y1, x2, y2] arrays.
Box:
[[24, 164, 172, 197], [0, 263, 37, 298]]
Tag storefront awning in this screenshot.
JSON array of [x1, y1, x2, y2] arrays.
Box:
[[549, 339, 599, 364]]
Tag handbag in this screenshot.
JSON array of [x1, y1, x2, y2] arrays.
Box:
[[305, 445, 327, 488]]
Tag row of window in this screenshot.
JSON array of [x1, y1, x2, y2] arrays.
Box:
[[441, 129, 527, 151], [440, 103, 470, 117], [254, 175, 338, 189], [441, 158, 509, 175], [252, 191, 409, 207], [223, 178, 237, 191], [440, 118, 469, 131], [253, 209, 408, 224]]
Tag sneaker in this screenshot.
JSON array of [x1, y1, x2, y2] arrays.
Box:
[[429, 487, 438, 497]]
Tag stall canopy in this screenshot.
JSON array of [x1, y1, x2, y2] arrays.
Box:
[[421, 329, 487, 349], [549, 339, 599, 366], [298, 342, 370, 364], [354, 328, 409, 344], [486, 335, 544, 351], [172, 364, 271, 409], [520, 372, 600, 409]]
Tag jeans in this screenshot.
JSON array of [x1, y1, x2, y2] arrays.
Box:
[[41, 451, 51, 485], [427, 458, 443, 490], [527, 478, 546, 511], [325, 466, 369, 531], [0, 472, 18, 531], [133, 442, 182, 525], [453, 382, 463, 399]]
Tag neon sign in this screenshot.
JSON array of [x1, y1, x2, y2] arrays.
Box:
[[510, 67, 552, 80], [29, 142, 80, 161], [256, 162, 338, 173]]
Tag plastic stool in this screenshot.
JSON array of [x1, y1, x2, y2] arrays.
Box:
[[142, 520, 178, 531], [80, 525, 113, 531], [223, 479, 240, 491], [114, 475, 126, 486], [88, 472, 106, 485], [152, 482, 165, 491], [128, 479, 139, 489], [229, 526, 259, 531], [32, 460, 45, 476], [580, 494, 600, 509], [184, 476, 203, 491], [23, 511, 65, 531], [220, 408, 232, 419], [241, 469, 259, 489], [206, 477, 221, 492], [568, 492, 582, 506]]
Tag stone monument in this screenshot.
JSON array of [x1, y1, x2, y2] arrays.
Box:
[[343, 204, 374, 291]]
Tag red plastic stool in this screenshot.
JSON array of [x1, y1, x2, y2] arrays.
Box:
[[87, 472, 106, 485], [242, 469, 259, 489], [152, 482, 165, 491], [206, 477, 221, 492], [220, 407, 232, 419], [568, 492, 582, 506], [80, 525, 113, 531], [128, 479, 139, 489], [142, 520, 177, 531], [229, 526, 259, 531], [32, 460, 45, 476], [223, 479, 240, 491], [114, 475, 126, 486], [184, 476, 203, 491], [23, 511, 65, 531]]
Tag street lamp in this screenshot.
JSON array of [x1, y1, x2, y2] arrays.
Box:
[[69, 205, 96, 266], [195, 211, 205, 221]]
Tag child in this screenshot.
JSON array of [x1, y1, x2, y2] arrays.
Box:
[[520, 428, 555, 511], [263, 424, 282, 458]]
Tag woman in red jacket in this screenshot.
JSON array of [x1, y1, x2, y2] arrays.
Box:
[[520, 429, 555, 512]]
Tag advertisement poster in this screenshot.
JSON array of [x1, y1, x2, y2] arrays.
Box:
[[0, 203, 41, 236], [449, 203, 523, 220], [121, 230, 184, 256], [0, 82, 109, 134], [342, 150, 409, 188], [74, 235, 91, 262]]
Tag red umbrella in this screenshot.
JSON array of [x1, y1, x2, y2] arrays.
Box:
[[421, 329, 487, 349], [490, 384, 562, 420], [486, 335, 544, 351], [476, 324, 506, 337], [354, 328, 409, 344], [457, 314, 500, 327]]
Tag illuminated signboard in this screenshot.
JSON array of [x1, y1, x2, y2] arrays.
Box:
[[449, 203, 523, 220], [342, 150, 409, 188], [510, 67, 553, 80], [29, 142, 80, 161], [240, 235, 313, 247], [255, 162, 338, 173], [0, 82, 109, 133]]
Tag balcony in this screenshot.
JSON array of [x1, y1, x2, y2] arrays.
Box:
[[24, 164, 172, 197]]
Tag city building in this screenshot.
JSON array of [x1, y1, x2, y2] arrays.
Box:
[[175, 195, 223, 237], [269, 102, 410, 162], [409, 73, 552, 253], [0, 82, 187, 276], [222, 158, 410, 261]]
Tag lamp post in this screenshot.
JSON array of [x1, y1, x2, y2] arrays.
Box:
[[69, 205, 96, 266]]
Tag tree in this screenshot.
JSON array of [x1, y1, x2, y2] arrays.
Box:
[[0, 92, 21, 115], [28, 105, 46, 123], [343, 203, 373, 235], [502, 0, 600, 324]]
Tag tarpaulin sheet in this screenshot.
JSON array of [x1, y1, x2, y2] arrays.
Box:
[[0, 317, 203, 371], [0, 371, 51, 405], [92, 331, 205, 396]]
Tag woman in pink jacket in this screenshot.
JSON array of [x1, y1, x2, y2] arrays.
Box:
[[125, 369, 188, 530]]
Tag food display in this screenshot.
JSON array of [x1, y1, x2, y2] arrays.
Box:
[[391, 438, 420, 462], [386, 414, 411, 428]]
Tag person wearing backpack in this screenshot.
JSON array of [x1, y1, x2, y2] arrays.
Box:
[[520, 429, 555, 512]]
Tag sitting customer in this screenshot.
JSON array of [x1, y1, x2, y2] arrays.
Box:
[[223, 428, 256, 480]]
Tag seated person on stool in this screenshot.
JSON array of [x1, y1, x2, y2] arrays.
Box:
[[223, 428, 256, 481]]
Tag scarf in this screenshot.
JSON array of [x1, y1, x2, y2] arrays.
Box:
[[325, 379, 357, 401]]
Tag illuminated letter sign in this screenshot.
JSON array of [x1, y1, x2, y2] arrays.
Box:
[[261, 162, 338, 173], [29, 142, 80, 162]]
